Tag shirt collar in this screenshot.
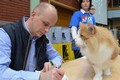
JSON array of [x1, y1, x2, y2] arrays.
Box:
[[23, 16, 30, 33], [23, 16, 37, 40], [80, 9, 89, 14], [80, 9, 86, 14]]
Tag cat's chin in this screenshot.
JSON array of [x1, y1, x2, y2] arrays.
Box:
[[75, 40, 85, 48], [81, 45, 86, 48]]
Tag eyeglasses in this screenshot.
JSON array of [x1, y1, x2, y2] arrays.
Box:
[[90, 8, 96, 10]]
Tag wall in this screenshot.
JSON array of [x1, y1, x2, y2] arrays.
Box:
[[51, 0, 79, 9], [30, 0, 40, 13], [92, 0, 107, 25], [54, 5, 73, 27], [0, 0, 30, 22]]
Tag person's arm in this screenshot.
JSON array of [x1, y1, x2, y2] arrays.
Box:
[[69, 11, 81, 40], [46, 41, 62, 68], [71, 26, 77, 40], [0, 28, 40, 80]]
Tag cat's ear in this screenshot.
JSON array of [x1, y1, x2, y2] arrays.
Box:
[[87, 23, 96, 34]]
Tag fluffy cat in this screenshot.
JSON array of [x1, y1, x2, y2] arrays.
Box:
[[75, 22, 120, 80]]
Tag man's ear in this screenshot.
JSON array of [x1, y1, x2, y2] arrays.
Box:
[[30, 11, 36, 20], [31, 11, 36, 17]]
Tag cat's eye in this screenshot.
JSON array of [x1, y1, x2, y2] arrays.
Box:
[[80, 34, 87, 40], [80, 34, 83, 37]]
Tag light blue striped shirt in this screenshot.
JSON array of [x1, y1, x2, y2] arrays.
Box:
[[0, 17, 62, 80]]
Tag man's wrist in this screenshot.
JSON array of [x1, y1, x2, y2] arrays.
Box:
[[39, 71, 43, 80], [35, 70, 41, 80]]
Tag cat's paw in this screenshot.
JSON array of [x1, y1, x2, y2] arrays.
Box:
[[93, 76, 102, 80]]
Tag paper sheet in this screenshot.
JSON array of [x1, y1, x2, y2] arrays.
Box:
[[62, 74, 69, 80]]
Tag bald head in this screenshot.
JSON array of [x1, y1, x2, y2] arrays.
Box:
[[33, 2, 57, 17], [27, 2, 58, 37]]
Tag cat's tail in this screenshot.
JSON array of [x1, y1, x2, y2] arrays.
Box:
[[111, 47, 120, 60]]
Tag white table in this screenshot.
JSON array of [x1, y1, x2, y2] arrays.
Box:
[[61, 56, 120, 80]]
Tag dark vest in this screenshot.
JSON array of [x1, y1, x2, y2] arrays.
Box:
[[0, 19, 49, 71]]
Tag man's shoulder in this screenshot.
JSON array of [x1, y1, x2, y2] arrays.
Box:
[[0, 22, 17, 29], [0, 21, 11, 26]]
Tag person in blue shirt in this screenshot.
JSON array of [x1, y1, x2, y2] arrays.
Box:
[[0, 2, 64, 80], [69, 0, 96, 59]]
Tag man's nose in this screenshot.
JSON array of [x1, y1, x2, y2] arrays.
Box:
[[45, 27, 50, 33]]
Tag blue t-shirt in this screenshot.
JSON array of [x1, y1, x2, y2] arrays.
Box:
[[69, 10, 96, 50]]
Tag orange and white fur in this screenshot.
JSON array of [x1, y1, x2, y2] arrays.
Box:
[[75, 23, 119, 80]]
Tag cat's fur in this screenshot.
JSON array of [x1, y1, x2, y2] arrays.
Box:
[[75, 23, 120, 80]]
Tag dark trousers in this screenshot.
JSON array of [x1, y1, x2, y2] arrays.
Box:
[[73, 50, 82, 59]]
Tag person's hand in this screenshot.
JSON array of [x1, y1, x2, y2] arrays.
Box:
[[42, 62, 56, 72], [40, 68, 64, 80]]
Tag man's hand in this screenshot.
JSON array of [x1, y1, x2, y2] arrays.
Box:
[[40, 68, 64, 80], [42, 62, 56, 72]]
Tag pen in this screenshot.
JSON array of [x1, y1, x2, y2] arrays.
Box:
[[50, 61, 54, 66]]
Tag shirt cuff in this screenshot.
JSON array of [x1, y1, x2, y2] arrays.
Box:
[[21, 70, 41, 80]]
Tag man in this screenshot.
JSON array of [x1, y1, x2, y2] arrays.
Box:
[[0, 2, 64, 80]]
